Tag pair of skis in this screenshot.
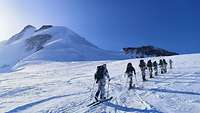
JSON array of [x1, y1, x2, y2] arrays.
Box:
[[87, 97, 113, 107]]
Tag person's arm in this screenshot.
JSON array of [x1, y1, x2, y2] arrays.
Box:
[[105, 69, 111, 81], [94, 73, 98, 83]]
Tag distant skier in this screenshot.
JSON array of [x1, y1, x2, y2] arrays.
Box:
[[163, 59, 168, 73], [147, 60, 153, 78], [125, 63, 136, 90], [139, 60, 147, 81], [153, 61, 158, 76], [94, 64, 110, 101], [169, 59, 173, 69], [159, 59, 164, 74]]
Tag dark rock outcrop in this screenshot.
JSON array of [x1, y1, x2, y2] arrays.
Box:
[[26, 34, 52, 51], [35, 25, 53, 32], [123, 45, 178, 58]]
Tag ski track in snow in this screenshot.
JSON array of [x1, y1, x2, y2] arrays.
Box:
[[1, 54, 200, 113]]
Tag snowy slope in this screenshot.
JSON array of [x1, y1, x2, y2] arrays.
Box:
[[0, 25, 36, 70], [0, 25, 127, 71], [0, 54, 200, 113]]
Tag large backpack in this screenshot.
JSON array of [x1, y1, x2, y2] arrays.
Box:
[[147, 60, 152, 67], [95, 66, 104, 82], [153, 61, 157, 67], [139, 60, 146, 68]]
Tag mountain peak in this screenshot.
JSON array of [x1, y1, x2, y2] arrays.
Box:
[[24, 25, 36, 29], [6, 25, 36, 45], [36, 25, 53, 32]]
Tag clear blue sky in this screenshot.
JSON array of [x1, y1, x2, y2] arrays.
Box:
[[0, 0, 200, 53]]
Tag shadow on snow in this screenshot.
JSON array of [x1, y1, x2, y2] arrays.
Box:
[[104, 102, 163, 113], [6, 91, 90, 113], [135, 87, 200, 96]]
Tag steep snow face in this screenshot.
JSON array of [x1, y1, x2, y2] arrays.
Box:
[[0, 25, 36, 69], [0, 25, 127, 71], [6, 25, 36, 45]]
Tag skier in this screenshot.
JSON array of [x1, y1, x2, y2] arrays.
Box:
[[153, 61, 158, 76], [125, 63, 136, 90], [163, 59, 168, 73], [139, 60, 147, 81], [94, 64, 110, 101], [147, 60, 153, 78], [169, 59, 173, 69], [159, 59, 164, 74]]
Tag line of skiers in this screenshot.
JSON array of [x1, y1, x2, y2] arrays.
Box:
[[93, 59, 173, 101]]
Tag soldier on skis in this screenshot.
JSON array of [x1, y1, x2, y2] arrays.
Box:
[[169, 59, 173, 69], [163, 59, 168, 73], [153, 61, 158, 76], [125, 63, 136, 90], [139, 60, 147, 81], [94, 64, 110, 101], [147, 60, 153, 78], [159, 59, 164, 74]]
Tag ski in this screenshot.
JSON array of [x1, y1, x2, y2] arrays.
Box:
[[89, 97, 113, 107], [87, 101, 98, 107]]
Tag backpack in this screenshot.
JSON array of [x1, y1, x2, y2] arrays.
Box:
[[147, 61, 152, 67], [153, 61, 157, 67], [95, 66, 104, 82], [139, 61, 146, 68], [159, 60, 163, 65]]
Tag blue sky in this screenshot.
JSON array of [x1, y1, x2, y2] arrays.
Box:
[[0, 0, 200, 53]]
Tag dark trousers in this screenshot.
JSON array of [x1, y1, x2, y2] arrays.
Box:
[[148, 67, 153, 78], [128, 76, 133, 89]]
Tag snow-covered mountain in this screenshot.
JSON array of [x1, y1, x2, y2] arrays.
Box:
[[0, 25, 127, 70], [123, 46, 178, 58]]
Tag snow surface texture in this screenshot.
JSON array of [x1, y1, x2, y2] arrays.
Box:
[[0, 54, 200, 113], [0, 25, 127, 72]]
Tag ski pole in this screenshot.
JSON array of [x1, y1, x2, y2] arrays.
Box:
[[126, 75, 128, 88], [107, 79, 110, 98], [124, 73, 128, 87], [90, 80, 96, 101], [134, 73, 137, 87], [134, 73, 137, 82]]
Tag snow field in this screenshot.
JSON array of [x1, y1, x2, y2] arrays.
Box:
[[0, 54, 200, 113]]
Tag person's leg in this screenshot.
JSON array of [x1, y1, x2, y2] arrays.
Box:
[[154, 68, 156, 76], [130, 77, 134, 88], [142, 69, 146, 81], [100, 84, 106, 99], [129, 77, 133, 89], [141, 69, 144, 81], [95, 84, 100, 101], [155, 68, 158, 76], [150, 68, 153, 78], [170, 63, 172, 69], [161, 66, 164, 74]]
